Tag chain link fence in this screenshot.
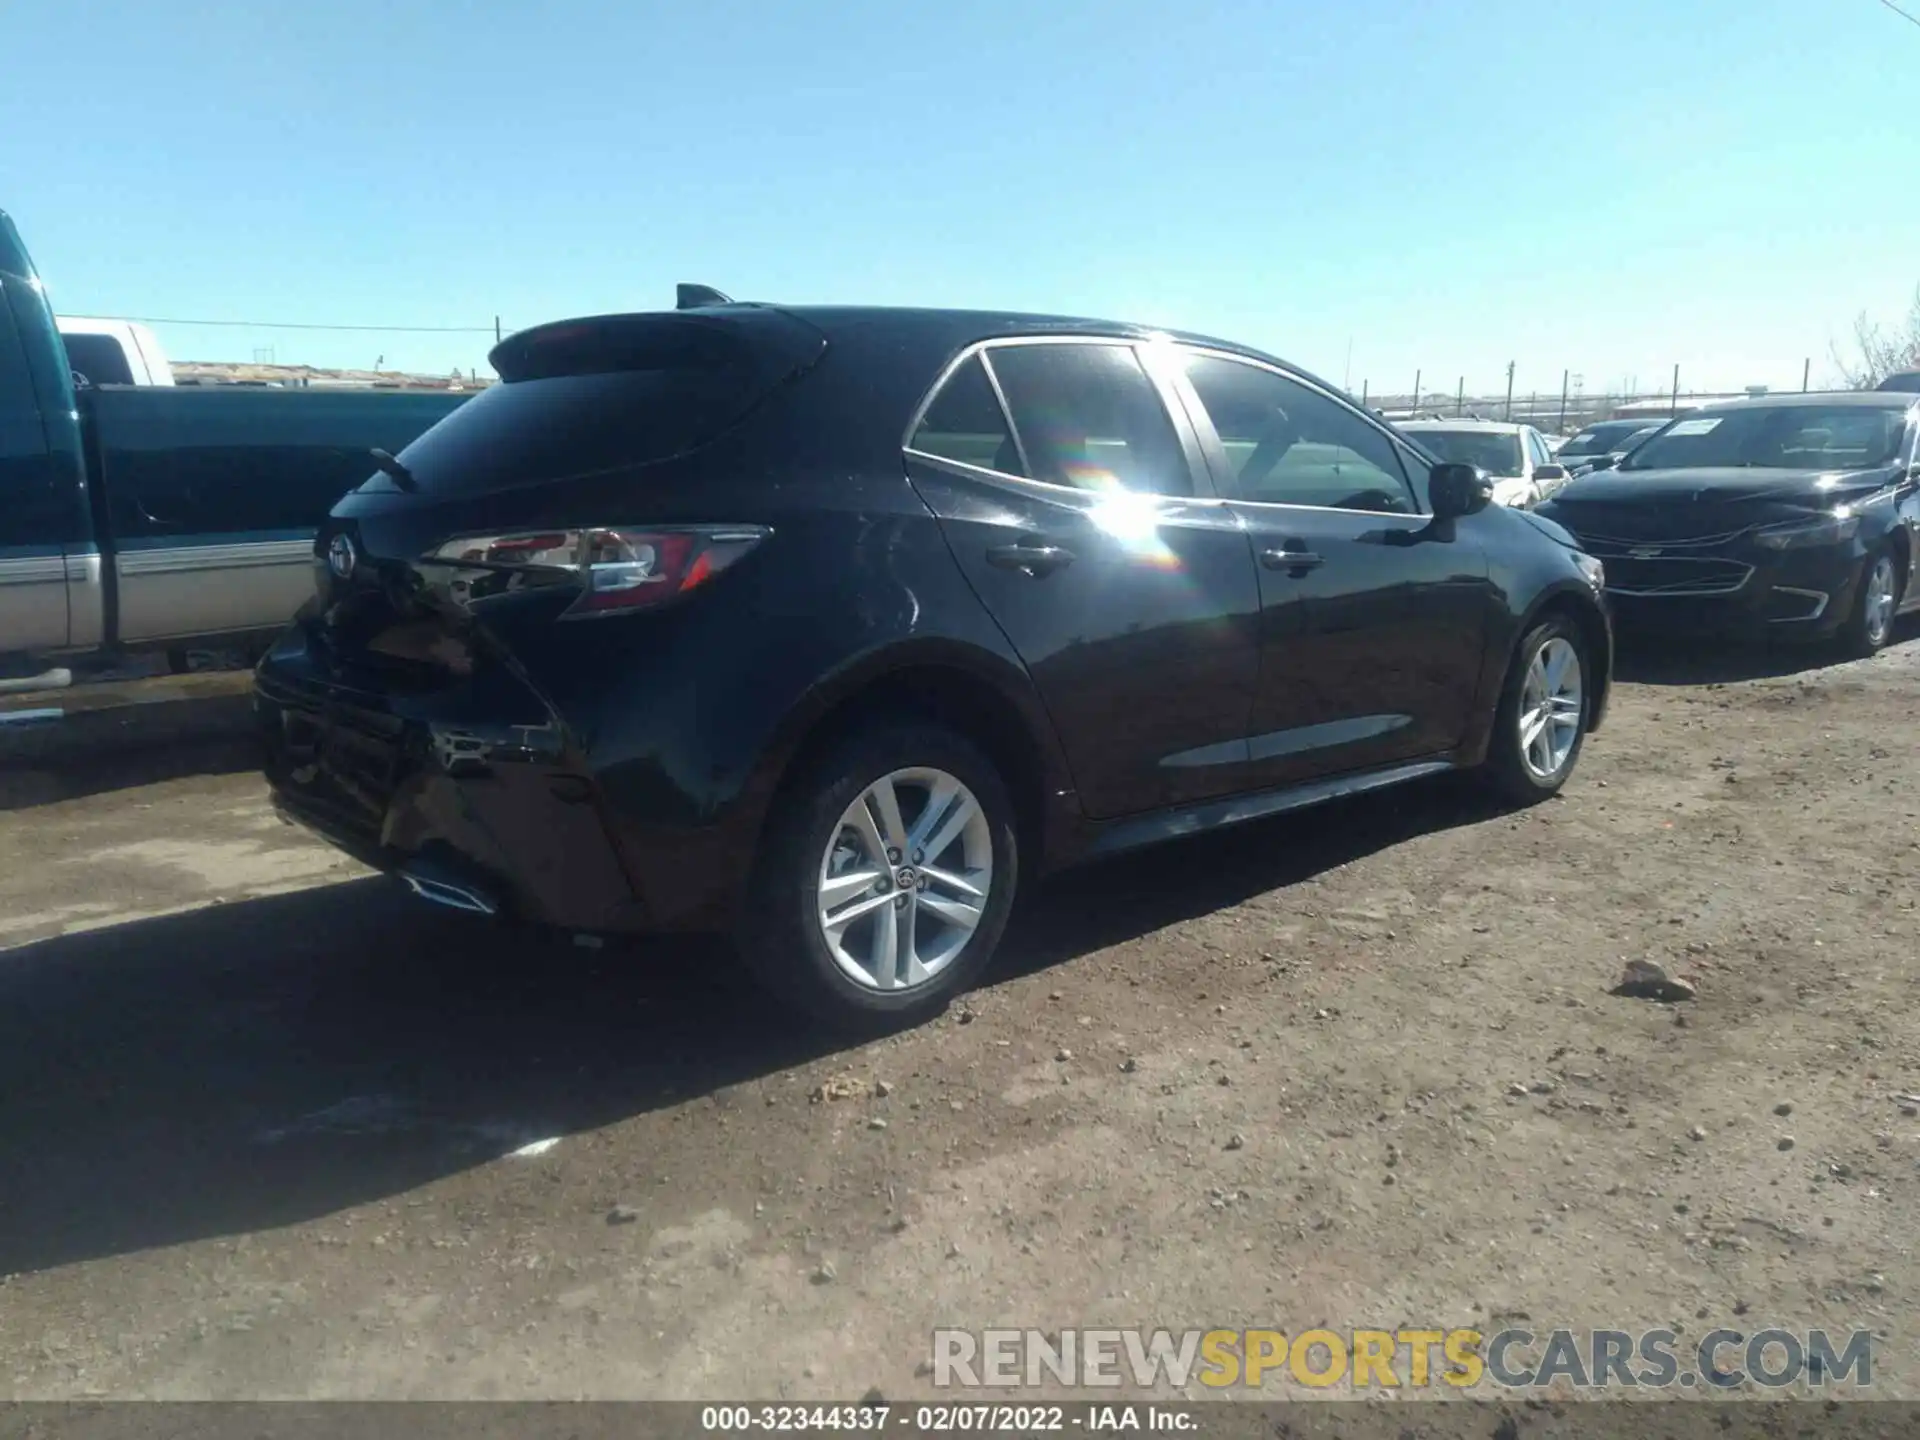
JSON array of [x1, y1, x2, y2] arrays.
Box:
[[1350, 367, 1853, 435]]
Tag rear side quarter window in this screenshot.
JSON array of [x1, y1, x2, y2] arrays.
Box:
[[907, 354, 1024, 476]]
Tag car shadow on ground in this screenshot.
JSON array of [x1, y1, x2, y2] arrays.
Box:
[[0, 698, 258, 812], [0, 773, 1505, 1279], [1612, 615, 1919, 687]]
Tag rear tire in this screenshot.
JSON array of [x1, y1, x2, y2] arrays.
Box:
[[1481, 614, 1591, 805], [739, 720, 1018, 1032], [1838, 545, 1899, 659]]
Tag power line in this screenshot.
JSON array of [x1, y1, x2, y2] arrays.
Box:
[[112, 315, 497, 334], [1878, 0, 1920, 28]]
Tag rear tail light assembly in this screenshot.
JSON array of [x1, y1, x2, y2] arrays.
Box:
[[423, 525, 768, 618]]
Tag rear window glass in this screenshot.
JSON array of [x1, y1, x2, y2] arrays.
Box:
[[386, 312, 827, 496], [62, 332, 136, 386], [389, 365, 770, 495]]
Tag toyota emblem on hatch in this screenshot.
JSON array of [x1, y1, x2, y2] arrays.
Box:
[[327, 532, 358, 580]]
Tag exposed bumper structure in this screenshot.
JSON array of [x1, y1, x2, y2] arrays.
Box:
[[254, 624, 648, 934]]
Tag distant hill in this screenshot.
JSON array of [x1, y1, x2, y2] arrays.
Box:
[[173, 360, 493, 391]]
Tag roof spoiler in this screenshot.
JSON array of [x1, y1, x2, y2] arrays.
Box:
[[676, 283, 734, 310]]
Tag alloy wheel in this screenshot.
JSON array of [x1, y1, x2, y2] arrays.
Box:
[[815, 767, 993, 992], [1518, 636, 1583, 781], [1864, 555, 1897, 647]]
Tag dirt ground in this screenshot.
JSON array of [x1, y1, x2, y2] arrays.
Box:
[[2, 624, 1918, 1404]]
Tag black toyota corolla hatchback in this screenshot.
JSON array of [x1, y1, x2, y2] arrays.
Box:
[[257, 294, 1612, 1027]]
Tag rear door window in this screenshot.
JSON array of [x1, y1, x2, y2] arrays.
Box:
[[983, 342, 1192, 496]]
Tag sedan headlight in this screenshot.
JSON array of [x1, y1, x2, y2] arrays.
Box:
[[1574, 552, 1605, 590], [1752, 510, 1860, 550]]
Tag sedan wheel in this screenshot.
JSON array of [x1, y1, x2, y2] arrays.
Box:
[[1838, 547, 1901, 658]]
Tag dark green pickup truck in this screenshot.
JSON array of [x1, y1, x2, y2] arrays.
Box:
[[1, 208, 472, 669]]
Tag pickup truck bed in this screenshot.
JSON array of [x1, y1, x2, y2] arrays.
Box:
[[4, 203, 474, 666], [79, 385, 468, 649]]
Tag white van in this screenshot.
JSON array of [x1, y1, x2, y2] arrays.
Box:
[[55, 316, 176, 386]]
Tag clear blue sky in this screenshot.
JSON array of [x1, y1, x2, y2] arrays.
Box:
[[5, 0, 1916, 398]]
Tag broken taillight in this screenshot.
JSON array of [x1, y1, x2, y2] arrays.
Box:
[[423, 526, 768, 619]]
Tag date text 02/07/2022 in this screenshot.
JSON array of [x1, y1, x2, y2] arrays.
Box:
[[699, 1405, 1199, 1433]]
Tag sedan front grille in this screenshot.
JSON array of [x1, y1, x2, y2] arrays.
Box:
[[1598, 555, 1754, 596]]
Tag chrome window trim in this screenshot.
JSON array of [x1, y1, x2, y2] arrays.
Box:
[[899, 447, 1236, 519], [901, 333, 1208, 502]]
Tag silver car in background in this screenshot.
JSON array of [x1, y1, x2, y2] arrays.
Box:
[[1397, 419, 1570, 508]]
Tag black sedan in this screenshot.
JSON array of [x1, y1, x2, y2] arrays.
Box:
[[1556, 419, 1666, 476], [256, 294, 1611, 1028], [1537, 393, 1920, 655]]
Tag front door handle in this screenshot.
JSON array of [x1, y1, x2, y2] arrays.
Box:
[[1260, 546, 1324, 573], [987, 543, 1076, 578]]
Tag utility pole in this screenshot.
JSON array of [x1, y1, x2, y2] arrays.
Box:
[[1671, 363, 1680, 416], [1503, 361, 1516, 421], [1413, 369, 1422, 415], [1456, 377, 1465, 416], [494, 315, 502, 344], [1343, 337, 1354, 392], [1802, 358, 1811, 393], [1360, 379, 1369, 409], [1559, 369, 1570, 433]]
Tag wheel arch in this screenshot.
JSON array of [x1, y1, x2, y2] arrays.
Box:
[[730, 638, 1074, 886], [1882, 522, 1912, 594]]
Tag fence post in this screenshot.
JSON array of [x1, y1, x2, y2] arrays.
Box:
[[1559, 370, 1570, 432]]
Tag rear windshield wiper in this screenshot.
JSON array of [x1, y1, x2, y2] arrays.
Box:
[[369, 448, 418, 492]]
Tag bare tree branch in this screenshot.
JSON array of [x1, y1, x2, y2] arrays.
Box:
[[1833, 284, 1920, 388]]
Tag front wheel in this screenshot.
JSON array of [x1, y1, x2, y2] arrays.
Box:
[[1481, 615, 1590, 805], [1838, 546, 1900, 658], [739, 721, 1018, 1032]]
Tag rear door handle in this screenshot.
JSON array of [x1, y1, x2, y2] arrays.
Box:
[[1260, 546, 1324, 572], [987, 543, 1076, 577]]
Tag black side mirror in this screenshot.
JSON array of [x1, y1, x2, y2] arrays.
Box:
[[1533, 463, 1567, 481], [1587, 454, 1618, 472], [1429, 462, 1494, 521]]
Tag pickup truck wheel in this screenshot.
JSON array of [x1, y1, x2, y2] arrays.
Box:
[[165, 647, 191, 675], [740, 721, 1017, 1033], [1481, 615, 1590, 805]]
